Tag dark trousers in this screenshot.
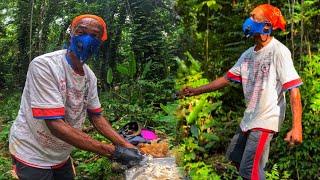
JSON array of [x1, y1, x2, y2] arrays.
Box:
[[13, 158, 74, 180], [226, 128, 274, 180]]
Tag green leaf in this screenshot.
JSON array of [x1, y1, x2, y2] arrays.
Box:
[[184, 51, 201, 75], [128, 53, 137, 78], [186, 98, 205, 124], [116, 64, 129, 76], [159, 103, 178, 115], [106, 68, 113, 84], [141, 60, 152, 79], [206, 0, 221, 11], [191, 125, 199, 139], [184, 152, 196, 161], [160, 103, 170, 114], [202, 133, 219, 142], [204, 142, 215, 149]]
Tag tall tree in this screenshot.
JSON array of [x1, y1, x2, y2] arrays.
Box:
[[15, 0, 31, 87], [128, 0, 173, 79]]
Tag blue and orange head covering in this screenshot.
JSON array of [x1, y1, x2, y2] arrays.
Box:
[[254, 4, 286, 31], [71, 14, 108, 41]]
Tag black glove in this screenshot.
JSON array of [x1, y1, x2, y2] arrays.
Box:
[[112, 145, 143, 167]]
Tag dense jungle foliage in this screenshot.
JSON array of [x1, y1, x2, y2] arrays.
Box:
[[0, 0, 319, 179]]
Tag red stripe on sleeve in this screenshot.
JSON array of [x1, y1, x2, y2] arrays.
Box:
[[282, 79, 302, 90], [87, 108, 102, 114], [32, 107, 65, 117], [226, 71, 242, 82], [251, 131, 269, 180]]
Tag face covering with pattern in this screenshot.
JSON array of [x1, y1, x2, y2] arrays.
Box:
[[69, 34, 101, 63], [242, 18, 272, 37]]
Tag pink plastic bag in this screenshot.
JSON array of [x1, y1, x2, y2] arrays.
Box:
[[140, 129, 158, 140]]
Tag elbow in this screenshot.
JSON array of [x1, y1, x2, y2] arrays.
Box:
[[88, 113, 99, 122], [45, 119, 65, 138]]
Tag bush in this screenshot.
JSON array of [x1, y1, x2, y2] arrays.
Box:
[[0, 91, 21, 180]]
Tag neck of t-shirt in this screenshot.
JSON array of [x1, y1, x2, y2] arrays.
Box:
[[254, 36, 274, 52], [66, 51, 85, 76]]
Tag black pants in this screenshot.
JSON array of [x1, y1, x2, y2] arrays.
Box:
[[13, 158, 74, 180]]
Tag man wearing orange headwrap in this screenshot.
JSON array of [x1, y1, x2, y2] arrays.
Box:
[[178, 4, 302, 179], [9, 14, 143, 179]]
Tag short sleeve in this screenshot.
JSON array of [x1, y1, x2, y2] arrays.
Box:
[[275, 48, 303, 91], [225, 54, 245, 83], [86, 71, 102, 115], [29, 59, 65, 119]]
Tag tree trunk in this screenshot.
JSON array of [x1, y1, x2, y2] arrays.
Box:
[[98, 1, 127, 90], [290, 0, 295, 61], [300, 0, 304, 62], [38, 0, 47, 55], [204, 7, 209, 72], [15, 0, 31, 87], [39, 0, 60, 54], [299, 0, 304, 68], [305, 34, 311, 58], [29, 0, 34, 62]]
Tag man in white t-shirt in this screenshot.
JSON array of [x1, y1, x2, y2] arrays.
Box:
[[178, 4, 302, 179], [9, 14, 143, 179]]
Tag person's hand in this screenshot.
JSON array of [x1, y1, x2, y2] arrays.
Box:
[[123, 142, 136, 149], [177, 86, 199, 98], [112, 145, 143, 167], [284, 128, 302, 146]]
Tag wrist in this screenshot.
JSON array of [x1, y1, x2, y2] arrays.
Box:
[[115, 140, 131, 148], [101, 144, 115, 156], [292, 122, 302, 129], [292, 125, 302, 132], [194, 88, 203, 95]]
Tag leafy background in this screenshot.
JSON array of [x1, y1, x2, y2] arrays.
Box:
[[0, 0, 319, 179]]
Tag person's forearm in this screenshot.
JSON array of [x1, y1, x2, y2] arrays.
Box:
[[194, 76, 229, 94], [89, 115, 131, 147], [289, 88, 302, 130], [45, 119, 115, 156]]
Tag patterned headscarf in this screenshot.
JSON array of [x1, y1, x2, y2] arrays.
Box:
[[71, 14, 108, 41], [254, 4, 286, 31]]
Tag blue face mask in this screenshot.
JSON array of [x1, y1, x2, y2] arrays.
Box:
[[69, 34, 101, 63], [242, 18, 272, 37]]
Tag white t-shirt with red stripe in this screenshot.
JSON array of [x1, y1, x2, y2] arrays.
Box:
[[226, 37, 302, 132], [9, 49, 102, 168]]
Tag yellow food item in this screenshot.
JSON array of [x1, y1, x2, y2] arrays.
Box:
[[138, 141, 169, 158]]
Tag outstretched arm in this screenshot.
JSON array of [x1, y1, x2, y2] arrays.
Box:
[[45, 119, 115, 156], [178, 76, 230, 97], [88, 114, 135, 149], [284, 88, 303, 145], [46, 118, 142, 166]]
